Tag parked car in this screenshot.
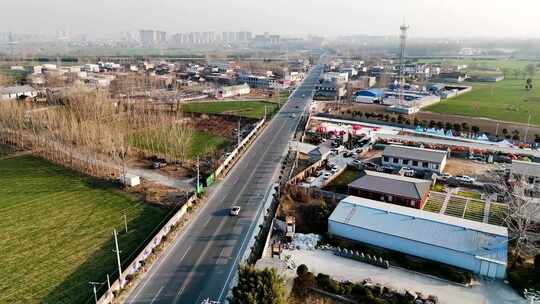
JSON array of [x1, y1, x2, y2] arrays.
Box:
[[314, 171, 323, 177], [399, 167, 416, 177], [343, 151, 353, 158], [363, 162, 378, 171], [306, 177, 316, 183], [377, 165, 395, 173], [454, 175, 475, 184], [469, 155, 486, 162], [229, 206, 241, 216], [352, 159, 363, 166], [436, 172, 452, 180]]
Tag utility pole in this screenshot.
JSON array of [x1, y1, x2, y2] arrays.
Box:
[[495, 122, 500, 137], [524, 112, 532, 143], [196, 155, 200, 193], [123, 214, 128, 233], [264, 106, 267, 120], [89, 281, 104, 304], [113, 229, 123, 288], [106, 274, 111, 290], [237, 119, 241, 146]]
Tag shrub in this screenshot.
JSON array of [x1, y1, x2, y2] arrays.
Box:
[[293, 272, 316, 297], [230, 265, 286, 304], [316, 273, 339, 294], [297, 264, 308, 277]]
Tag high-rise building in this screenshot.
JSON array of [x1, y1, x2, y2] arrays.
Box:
[[155, 31, 167, 44], [140, 30, 155, 47]]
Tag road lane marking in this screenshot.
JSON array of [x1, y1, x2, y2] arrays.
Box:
[[175, 117, 290, 303], [217, 114, 294, 301], [149, 286, 164, 304]]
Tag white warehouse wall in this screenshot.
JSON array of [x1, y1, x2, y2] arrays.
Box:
[[328, 220, 506, 279]]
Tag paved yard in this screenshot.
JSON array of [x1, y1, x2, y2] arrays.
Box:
[[281, 249, 525, 304]]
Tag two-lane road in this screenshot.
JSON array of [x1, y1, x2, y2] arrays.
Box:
[[124, 64, 324, 304]]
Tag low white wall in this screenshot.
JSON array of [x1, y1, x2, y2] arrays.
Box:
[[97, 194, 198, 304], [215, 118, 265, 178]]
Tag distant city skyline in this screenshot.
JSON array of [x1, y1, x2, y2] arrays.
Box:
[[2, 0, 540, 39]]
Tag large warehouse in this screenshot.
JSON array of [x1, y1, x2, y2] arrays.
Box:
[[328, 196, 508, 279]]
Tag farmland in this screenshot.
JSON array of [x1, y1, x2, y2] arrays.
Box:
[[423, 58, 540, 125], [129, 129, 229, 159], [190, 131, 230, 157], [182, 100, 279, 119], [0, 156, 170, 304], [426, 78, 540, 125]]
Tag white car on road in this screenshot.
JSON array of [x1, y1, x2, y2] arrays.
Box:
[[229, 206, 241, 216]]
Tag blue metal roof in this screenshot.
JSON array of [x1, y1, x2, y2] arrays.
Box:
[[354, 89, 384, 97]]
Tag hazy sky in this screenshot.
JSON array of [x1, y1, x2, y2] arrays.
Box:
[[2, 0, 540, 38]]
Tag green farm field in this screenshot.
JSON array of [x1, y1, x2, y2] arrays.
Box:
[[0, 156, 170, 304], [181, 100, 279, 119], [129, 130, 229, 159], [422, 58, 540, 125], [426, 78, 540, 125], [417, 58, 536, 70]]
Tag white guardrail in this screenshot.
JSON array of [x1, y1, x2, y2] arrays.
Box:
[[215, 118, 266, 178], [97, 194, 198, 304]]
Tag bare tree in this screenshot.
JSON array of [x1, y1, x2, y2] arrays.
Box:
[[490, 171, 540, 258], [0, 74, 13, 87]]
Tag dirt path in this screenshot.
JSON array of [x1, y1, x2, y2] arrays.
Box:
[[0, 150, 34, 160]]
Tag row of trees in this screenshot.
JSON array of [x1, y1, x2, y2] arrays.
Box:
[[501, 63, 538, 81], [0, 86, 194, 178], [341, 109, 540, 141], [342, 110, 484, 134]]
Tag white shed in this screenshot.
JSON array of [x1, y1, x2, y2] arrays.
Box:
[[328, 196, 508, 279], [119, 174, 141, 187]]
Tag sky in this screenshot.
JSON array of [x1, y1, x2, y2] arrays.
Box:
[[1, 0, 540, 39]]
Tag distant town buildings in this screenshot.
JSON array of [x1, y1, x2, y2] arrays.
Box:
[[0, 85, 38, 100], [139, 30, 167, 47], [216, 83, 251, 99]]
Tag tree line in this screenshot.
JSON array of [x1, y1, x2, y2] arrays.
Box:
[[0, 86, 194, 179]]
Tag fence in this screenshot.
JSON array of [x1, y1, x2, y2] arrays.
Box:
[[289, 155, 329, 185], [97, 194, 198, 304], [214, 118, 266, 178]]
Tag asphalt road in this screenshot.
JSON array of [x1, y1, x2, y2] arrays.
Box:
[[124, 64, 324, 304]]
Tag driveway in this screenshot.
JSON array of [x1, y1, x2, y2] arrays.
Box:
[[282, 249, 525, 304]]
